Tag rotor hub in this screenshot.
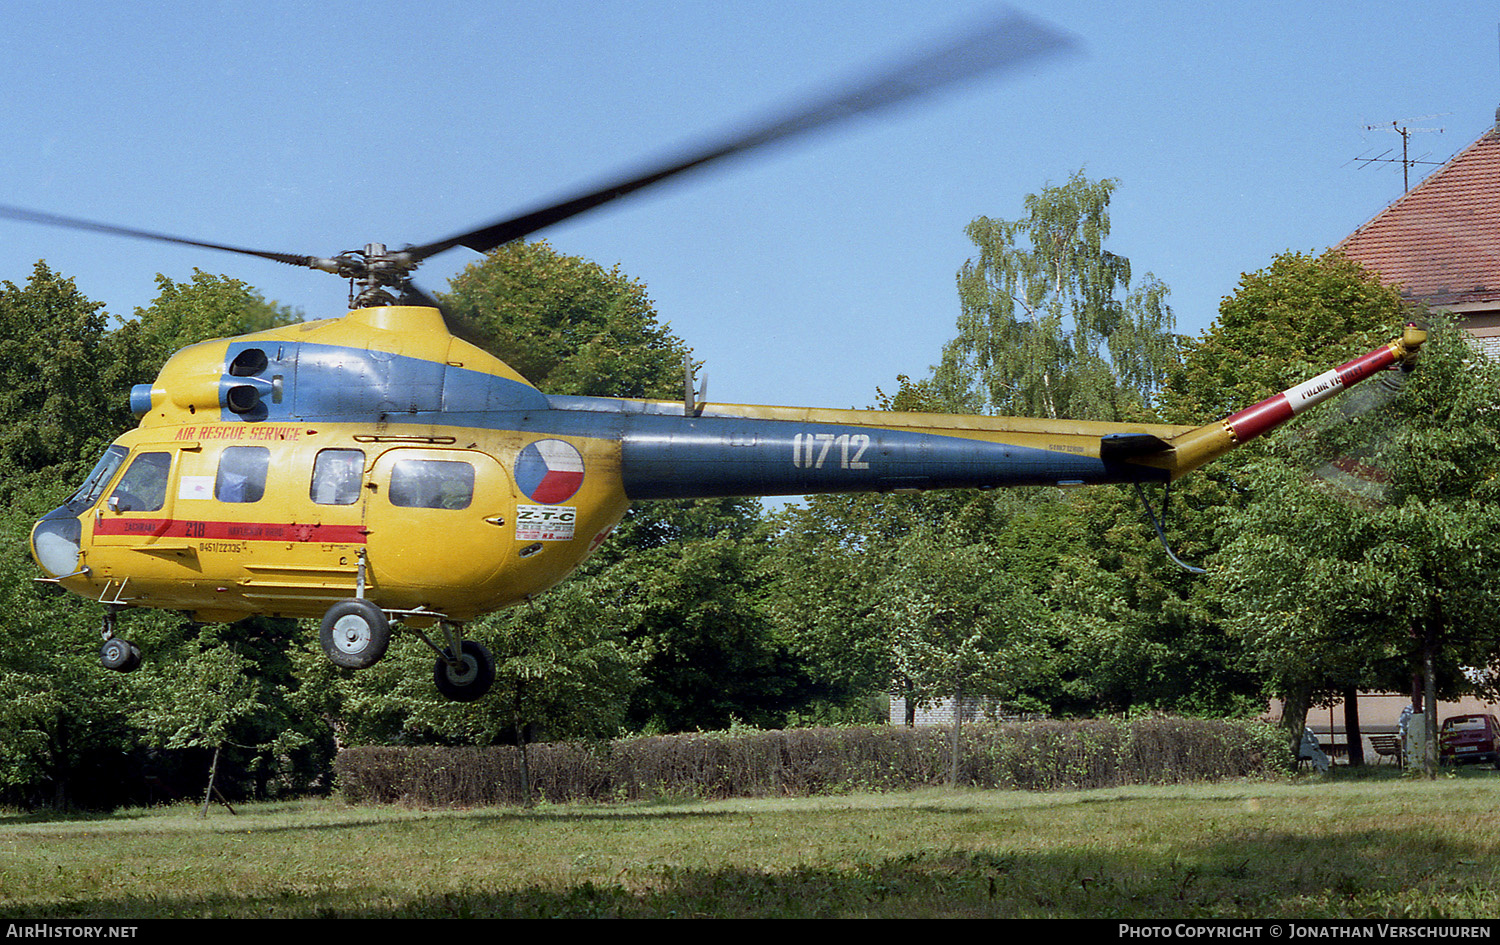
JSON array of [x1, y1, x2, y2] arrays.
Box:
[[305, 242, 422, 308]]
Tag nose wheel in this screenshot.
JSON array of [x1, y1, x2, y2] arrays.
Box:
[[433, 638, 495, 702], [99, 636, 141, 673], [98, 610, 141, 673]]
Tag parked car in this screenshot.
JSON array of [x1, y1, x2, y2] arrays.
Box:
[[1437, 714, 1500, 767]]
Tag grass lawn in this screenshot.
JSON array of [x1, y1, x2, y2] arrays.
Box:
[[2, 768, 1498, 919]]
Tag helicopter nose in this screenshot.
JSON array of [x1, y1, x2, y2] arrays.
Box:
[[31, 511, 83, 578]]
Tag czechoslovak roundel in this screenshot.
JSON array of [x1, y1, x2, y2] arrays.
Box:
[[515, 439, 585, 504]]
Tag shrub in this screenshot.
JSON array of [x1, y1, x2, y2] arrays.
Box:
[[334, 718, 1282, 808]]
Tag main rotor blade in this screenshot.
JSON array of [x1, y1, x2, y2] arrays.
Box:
[[406, 10, 1076, 261], [0, 204, 317, 269]]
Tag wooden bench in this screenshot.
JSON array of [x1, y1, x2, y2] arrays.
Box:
[[1368, 734, 1402, 765]]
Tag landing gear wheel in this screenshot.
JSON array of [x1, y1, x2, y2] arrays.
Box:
[[434, 640, 495, 702], [100, 637, 141, 673], [319, 599, 391, 670]]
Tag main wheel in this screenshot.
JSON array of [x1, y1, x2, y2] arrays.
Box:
[[434, 640, 495, 702], [100, 637, 141, 673], [319, 599, 391, 669]]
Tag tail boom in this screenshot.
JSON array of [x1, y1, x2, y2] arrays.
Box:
[[562, 327, 1426, 500]]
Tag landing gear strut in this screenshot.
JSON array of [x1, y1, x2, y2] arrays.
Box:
[[315, 597, 494, 702]]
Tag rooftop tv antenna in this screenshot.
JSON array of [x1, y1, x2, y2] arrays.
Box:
[[1350, 116, 1447, 192]]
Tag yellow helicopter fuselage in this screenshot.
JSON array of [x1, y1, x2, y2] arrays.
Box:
[[37, 306, 636, 624], [33, 302, 1193, 625], [29, 305, 1425, 675]]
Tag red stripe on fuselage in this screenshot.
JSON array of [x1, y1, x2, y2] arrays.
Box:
[[93, 518, 368, 543]]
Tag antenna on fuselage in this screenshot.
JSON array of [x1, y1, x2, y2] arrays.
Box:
[[684, 353, 707, 416]]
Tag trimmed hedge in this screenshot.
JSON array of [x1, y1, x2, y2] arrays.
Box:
[[336, 718, 1287, 808]]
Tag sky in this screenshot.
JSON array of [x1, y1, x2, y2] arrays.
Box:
[[2, 1, 1497, 415]]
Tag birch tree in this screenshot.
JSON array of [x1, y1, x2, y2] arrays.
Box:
[[933, 171, 1176, 421]]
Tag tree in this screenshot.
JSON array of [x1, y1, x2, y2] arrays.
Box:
[[767, 258, 1193, 724], [0, 267, 325, 810], [1207, 296, 1500, 773], [766, 174, 1200, 723], [1352, 317, 1500, 772], [441, 240, 687, 398], [1139, 248, 1419, 755], [761, 375, 987, 724], [0, 263, 115, 512], [878, 525, 1049, 782], [0, 513, 142, 810], [0, 269, 151, 808], [132, 640, 265, 815], [762, 491, 921, 720], [932, 170, 1176, 421], [1040, 484, 1258, 716], [866, 175, 1246, 724], [614, 535, 817, 732], [1162, 249, 1406, 425]]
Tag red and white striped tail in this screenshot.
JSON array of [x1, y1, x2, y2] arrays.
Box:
[[1223, 343, 1407, 444]]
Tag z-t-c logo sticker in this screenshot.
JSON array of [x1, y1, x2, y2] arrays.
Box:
[[515, 439, 585, 504], [515, 505, 577, 542]]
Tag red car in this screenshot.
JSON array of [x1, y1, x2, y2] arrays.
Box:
[[1438, 714, 1500, 767]]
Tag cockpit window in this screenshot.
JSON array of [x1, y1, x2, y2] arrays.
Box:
[[311, 449, 364, 505], [107, 452, 172, 512], [389, 459, 474, 510], [68, 445, 128, 509], [215, 446, 270, 503]]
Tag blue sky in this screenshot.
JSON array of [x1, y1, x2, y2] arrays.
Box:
[[2, 1, 1497, 414]]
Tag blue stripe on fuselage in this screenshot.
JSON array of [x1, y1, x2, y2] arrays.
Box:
[[208, 343, 1164, 497]]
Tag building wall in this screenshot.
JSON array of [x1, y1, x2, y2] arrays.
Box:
[[888, 694, 1000, 726], [1452, 308, 1500, 359]]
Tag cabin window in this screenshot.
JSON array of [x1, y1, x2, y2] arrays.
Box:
[[215, 446, 270, 503], [70, 445, 129, 509], [389, 459, 474, 510], [108, 452, 171, 512], [311, 449, 364, 505]]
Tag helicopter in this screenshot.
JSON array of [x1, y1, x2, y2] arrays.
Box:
[[12, 11, 1426, 702]]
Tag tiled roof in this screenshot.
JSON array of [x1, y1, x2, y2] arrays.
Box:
[[1339, 128, 1500, 308]]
